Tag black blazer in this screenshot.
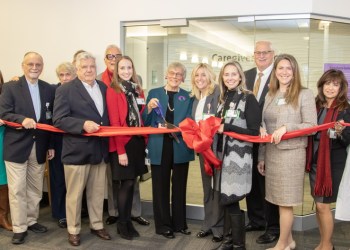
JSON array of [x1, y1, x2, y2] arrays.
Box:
[[53, 78, 109, 165], [245, 67, 271, 109], [0, 76, 55, 164]]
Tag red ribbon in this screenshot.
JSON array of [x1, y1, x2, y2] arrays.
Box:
[[4, 119, 350, 177], [179, 117, 222, 176]]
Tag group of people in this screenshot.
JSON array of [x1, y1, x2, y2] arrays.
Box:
[[0, 40, 349, 250]]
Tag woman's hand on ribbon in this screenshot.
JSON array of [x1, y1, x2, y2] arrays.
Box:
[[271, 125, 287, 144], [217, 124, 224, 134]]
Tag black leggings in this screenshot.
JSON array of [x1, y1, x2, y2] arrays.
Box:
[[115, 179, 135, 222], [225, 201, 241, 215]]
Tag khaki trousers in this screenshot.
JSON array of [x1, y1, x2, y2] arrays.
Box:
[[64, 162, 107, 234], [5, 143, 45, 233]]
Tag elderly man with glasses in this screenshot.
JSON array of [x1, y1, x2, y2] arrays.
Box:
[[0, 52, 55, 245], [97, 44, 150, 227], [244, 40, 280, 245]]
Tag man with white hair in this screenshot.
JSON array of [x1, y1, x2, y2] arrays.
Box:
[[53, 52, 111, 246]]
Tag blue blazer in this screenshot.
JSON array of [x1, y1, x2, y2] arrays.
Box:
[[0, 76, 55, 164], [142, 87, 194, 165]]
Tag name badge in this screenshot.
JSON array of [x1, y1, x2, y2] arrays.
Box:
[[276, 98, 286, 106], [202, 113, 214, 120], [46, 111, 52, 120], [225, 109, 240, 118], [136, 98, 145, 105]]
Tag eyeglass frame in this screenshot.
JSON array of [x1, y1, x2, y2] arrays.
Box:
[[254, 50, 273, 56], [167, 71, 183, 78], [105, 54, 122, 60]]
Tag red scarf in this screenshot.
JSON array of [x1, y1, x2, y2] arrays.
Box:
[[101, 68, 113, 88], [306, 101, 338, 197]]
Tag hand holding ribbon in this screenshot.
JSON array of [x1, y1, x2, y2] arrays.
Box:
[[179, 116, 222, 176]]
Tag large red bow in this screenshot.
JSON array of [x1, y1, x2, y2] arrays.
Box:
[[179, 116, 222, 176]]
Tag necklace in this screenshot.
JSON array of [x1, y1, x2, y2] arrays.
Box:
[[165, 87, 178, 112]]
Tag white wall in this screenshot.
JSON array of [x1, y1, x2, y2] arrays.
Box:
[[0, 0, 349, 83]]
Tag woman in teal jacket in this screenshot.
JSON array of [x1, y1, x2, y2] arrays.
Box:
[[0, 70, 12, 231], [143, 62, 194, 239]]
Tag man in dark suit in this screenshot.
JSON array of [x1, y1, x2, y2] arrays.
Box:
[[53, 52, 111, 247], [245, 41, 280, 244], [0, 52, 55, 245]]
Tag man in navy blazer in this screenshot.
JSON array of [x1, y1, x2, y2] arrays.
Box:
[[0, 52, 55, 244], [53, 52, 111, 246], [245, 41, 280, 244]]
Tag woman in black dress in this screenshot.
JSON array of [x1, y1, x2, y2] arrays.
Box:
[[307, 69, 350, 250]]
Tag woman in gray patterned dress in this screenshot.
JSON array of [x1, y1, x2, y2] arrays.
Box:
[[213, 61, 261, 250], [258, 54, 317, 250]]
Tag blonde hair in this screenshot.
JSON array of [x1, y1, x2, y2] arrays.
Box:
[[218, 61, 250, 104], [268, 54, 303, 108], [190, 63, 217, 99]]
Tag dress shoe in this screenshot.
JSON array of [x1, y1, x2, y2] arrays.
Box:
[[12, 231, 27, 244], [106, 216, 118, 225], [245, 222, 265, 232], [58, 218, 67, 228], [28, 223, 48, 233], [256, 232, 279, 244], [196, 230, 211, 238], [176, 229, 191, 235], [90, 228, 111, 240], [160, 230, 175, 239], [68, 233, 80, 246], [212, 235, 223, 242], [131, 216, 150, 226]]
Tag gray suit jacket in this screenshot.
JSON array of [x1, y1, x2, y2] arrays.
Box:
[[191, 85, 221, 119]]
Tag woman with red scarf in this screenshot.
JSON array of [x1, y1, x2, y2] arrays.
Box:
[[306, 69, 350, 250]]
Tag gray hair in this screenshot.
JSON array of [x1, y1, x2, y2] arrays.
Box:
[[56, 62, 76, 78], [75, 52, 95, 68], [104, 44, 121, 56], [167, 62, 187, 80]]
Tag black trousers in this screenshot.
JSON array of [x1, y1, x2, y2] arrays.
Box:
[[48, 137, 66, 220], [245, 144, 280, 233], [151, 136, 189, 234]]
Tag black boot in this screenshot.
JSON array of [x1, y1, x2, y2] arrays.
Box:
[[231, 210, 246, 250], [117, 221, 133, 240], [127, 221, 140, 237], [214, 208, 232, 250]]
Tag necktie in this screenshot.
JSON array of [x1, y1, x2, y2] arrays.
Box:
[[253, 72, 264, 97]]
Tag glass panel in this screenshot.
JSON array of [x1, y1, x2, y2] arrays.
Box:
[[124, 16, 350, 216]]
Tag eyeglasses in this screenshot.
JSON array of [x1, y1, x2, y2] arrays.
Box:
[[254, 51, 273, 56], [106, 54, 122, 60], [25, 63, 43, 68], [168, 71, 183, 78]]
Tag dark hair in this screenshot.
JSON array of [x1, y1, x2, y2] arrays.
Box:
[[315, 69, 350, 111], [0, 70, 4, 94], [110, 56, 142, 93]]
